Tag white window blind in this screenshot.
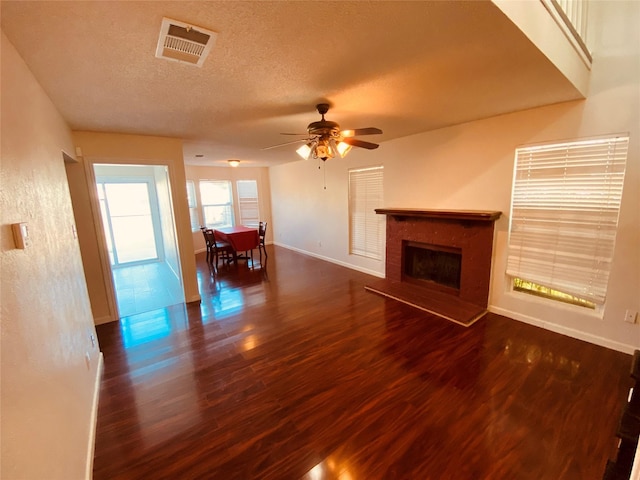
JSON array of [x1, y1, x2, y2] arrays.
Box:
[[506, 135, 628, 304], [186, 180, 200, 231], [237, 180, 260, 227], [349, 166, 384, 260]]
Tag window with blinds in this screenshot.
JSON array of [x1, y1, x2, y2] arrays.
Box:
[[199, 180, 234, 229], [349, 166, 384, 260], [506, 135, 629, 305], [236, 180, 260, 227]]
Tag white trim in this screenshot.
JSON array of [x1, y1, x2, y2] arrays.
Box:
[[83, 160, 120, 323], [85, 352, 104, 480], [539, 0, 592, 68], [631, 444, 640, 480], [489, 305, 637, 354], [273, 242, 384, 278]]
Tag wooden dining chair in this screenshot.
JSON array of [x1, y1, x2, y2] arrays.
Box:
[[212, 234, 234, 270], [258, 221, 268, 263], [201, 227, 233, 270], [200, 227, 213, 264]]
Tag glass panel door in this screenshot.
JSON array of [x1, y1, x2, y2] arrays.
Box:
[[97, 181, 158, 266]]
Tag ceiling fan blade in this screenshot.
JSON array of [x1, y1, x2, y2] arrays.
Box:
[[341, 127, 383, 137], [262, 138, 310, 150], [279, 132, 309, 136], [341, 138, 379, 150]]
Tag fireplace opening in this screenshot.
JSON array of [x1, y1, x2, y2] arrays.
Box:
[[403, 241, 462, 290]]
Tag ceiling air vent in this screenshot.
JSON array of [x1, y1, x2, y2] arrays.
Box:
[[155, 17, 217, 67]]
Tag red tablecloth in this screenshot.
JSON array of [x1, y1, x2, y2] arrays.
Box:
[[214, 226, 259, 252]]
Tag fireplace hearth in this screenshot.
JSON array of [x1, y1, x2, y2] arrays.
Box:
[[365, 208, 501, 326]]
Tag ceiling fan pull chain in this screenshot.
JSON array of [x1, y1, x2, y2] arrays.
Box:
[[324, 161, 327, 190], [318, 158, 326, 189]]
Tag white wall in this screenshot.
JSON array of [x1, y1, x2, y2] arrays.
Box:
[[270, 152, 387, 277], [1, 31, 102, 479], [270, 0, 640, 352]]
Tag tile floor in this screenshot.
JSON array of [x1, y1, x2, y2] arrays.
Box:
[[112, 261, 184, 318]]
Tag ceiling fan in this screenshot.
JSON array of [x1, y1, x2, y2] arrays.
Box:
[[264, 103, 382, 161]]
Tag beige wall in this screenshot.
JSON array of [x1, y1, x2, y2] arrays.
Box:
[[270, 152, 387, 277], [1, 31, 102, 479], [70, 132, 200, 324], [270, 0, 640, 352], [185, 165, 273, 253]]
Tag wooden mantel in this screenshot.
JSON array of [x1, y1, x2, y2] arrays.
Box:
[[375, 208, 502, 222]]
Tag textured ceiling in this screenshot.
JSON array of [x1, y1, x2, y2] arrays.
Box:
[[1, 1, 583, 167]]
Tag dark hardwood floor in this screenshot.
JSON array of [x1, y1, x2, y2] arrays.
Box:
[[93, 245, 633, 479]]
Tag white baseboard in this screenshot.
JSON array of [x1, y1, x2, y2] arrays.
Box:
[[85, 352, 104, 480], [631, 444, 640, 480], [489, 305, 637, 354], [273, 242, 384, 278]]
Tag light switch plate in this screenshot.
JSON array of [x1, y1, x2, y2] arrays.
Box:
[[11, 223, 29, 249]]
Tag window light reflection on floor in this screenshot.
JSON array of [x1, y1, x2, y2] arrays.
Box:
[[120, 308, 172, 348]]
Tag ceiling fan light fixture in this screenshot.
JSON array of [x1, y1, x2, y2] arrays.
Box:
[[228, 159, 240, 167], [336, 141, 352, 158], [267, 104, 382, 161], [296, 142, 313, 160], [328, 138, 345, 159], [316, 140, 332, 161]]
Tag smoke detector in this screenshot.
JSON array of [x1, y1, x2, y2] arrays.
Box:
[[155, 17, 217, 67]]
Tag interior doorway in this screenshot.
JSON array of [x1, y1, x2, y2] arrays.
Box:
[[94, 164, 184, 318], [97, 180, 161, 266]]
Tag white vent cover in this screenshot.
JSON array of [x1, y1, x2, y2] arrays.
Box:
[[155, 17, 217, 67]]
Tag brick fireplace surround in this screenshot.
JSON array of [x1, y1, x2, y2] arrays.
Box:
[[365, 208, 501, 326]]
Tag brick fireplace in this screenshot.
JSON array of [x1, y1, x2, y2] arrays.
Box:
[[365, 208, 501, 326]]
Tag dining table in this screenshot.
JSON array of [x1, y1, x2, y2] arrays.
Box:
[[213, 225, 259, 265]]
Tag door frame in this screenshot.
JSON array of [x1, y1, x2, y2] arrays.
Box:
[[84, 162, 187, 322], [83, 161, 120, 321]]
